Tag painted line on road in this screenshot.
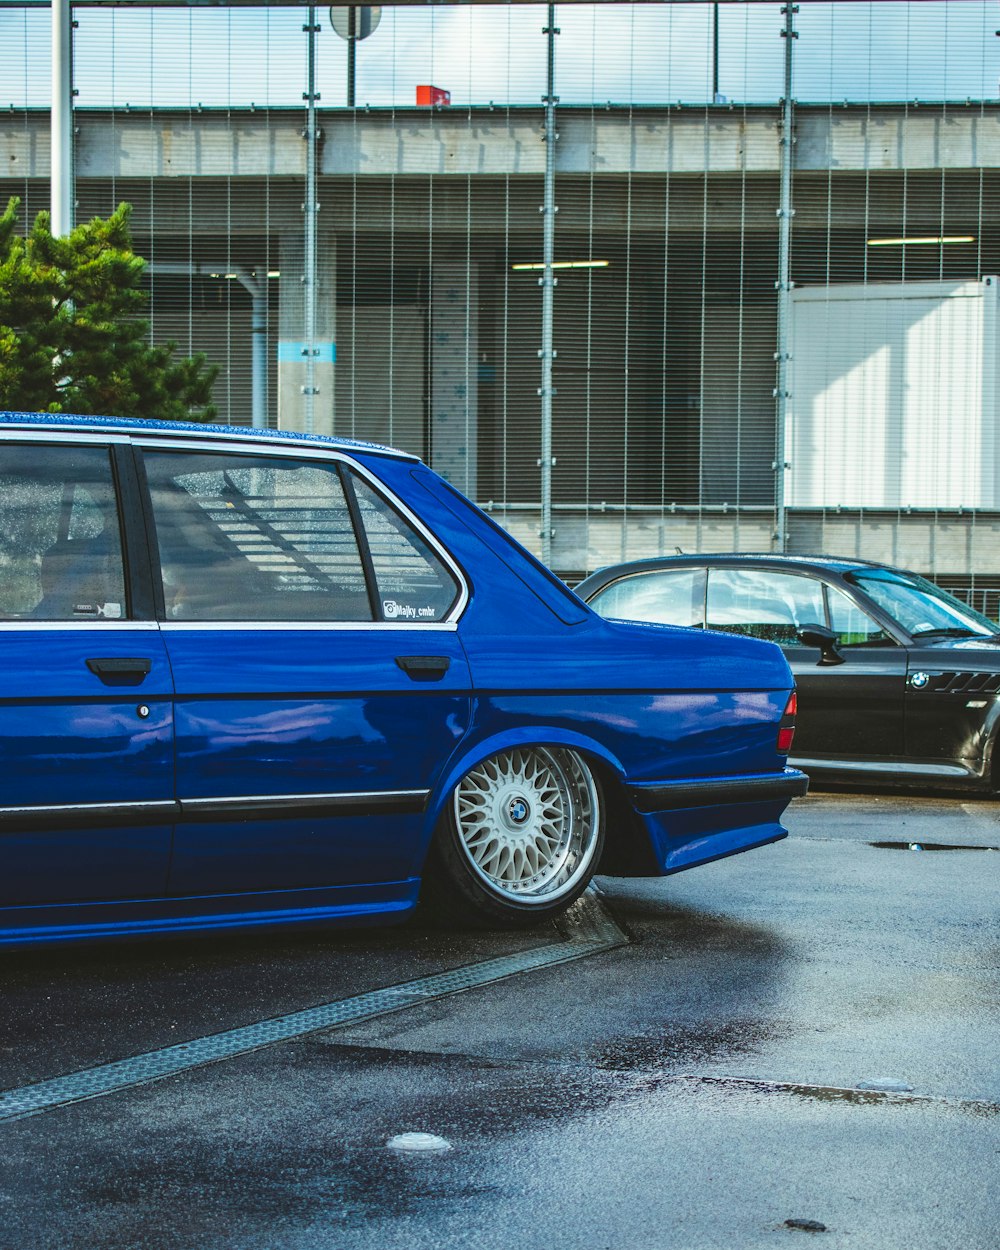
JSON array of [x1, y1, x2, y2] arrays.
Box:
[[0, 890, 628, 1124]]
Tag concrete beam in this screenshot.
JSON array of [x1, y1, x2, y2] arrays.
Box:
[[489, 505, 1000, 577], [796, 104, 1000, 173], [4, 103, 1000, 184]]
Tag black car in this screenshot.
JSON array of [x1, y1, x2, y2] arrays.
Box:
[[576, 554, 1000, 793]]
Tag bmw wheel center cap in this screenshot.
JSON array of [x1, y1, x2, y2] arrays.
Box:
[[507, 797, 530, 826]]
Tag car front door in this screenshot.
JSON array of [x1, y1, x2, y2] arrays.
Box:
[[139, 441, 472, 900], [0, 438, 174, 910], [781, 580, 907, 760], [705, 566, 907, 760]]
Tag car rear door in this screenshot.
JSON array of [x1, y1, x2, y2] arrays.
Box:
[[138, 439, 472, 899], [0, 435, 174, 909]]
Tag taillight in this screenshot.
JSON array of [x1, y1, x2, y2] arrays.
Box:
[[777, 691, 797, 755]]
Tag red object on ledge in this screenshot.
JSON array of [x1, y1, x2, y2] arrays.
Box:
[[416, 84, 451, 106]]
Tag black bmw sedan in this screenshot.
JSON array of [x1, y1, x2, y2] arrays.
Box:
[[575, 554, 1000, 793]]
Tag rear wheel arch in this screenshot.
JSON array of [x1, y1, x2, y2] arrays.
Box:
[[419, 735, 622, 928]]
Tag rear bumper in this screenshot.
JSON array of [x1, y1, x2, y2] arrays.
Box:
[[626, 768, 809, 875], [627, 768, 810, 813]]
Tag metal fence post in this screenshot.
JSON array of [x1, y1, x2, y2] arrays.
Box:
[[303, 6, 320, 435], [51, 0, 74, 237], [774, 3, 797, 552], [539, 4, 559, 566]]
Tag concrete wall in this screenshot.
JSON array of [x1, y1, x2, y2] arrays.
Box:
[[493, 506, 1000, 580]]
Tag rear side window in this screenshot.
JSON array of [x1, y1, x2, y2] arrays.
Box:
[[349, 472, 460, 622], [143, 450, 373, 622], [0, 443, 127, 621], [589, 568, 706, 627]]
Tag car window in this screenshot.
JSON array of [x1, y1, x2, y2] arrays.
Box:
[[588, 568, 705, 627], [0, 443, 127, 621], [349, 472, 460, 622], [826, 584, 890, 647], [706, 567, 825, 644], [849, 568, 997, 639], [144, 450, 373, 621]]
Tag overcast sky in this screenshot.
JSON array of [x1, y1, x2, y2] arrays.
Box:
[[1, 1, 998, 110]]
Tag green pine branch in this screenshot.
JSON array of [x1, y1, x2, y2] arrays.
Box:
[[0, 198, 218, 423]]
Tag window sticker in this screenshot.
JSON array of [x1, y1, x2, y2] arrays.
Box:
[[383, 599, 436, 621], [69, 601, 123, 619]]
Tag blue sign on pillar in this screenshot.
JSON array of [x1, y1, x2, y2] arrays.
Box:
[[277, 342, 337, 363]]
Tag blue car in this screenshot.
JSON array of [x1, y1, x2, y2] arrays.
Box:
[[0, 412, 806, 945]]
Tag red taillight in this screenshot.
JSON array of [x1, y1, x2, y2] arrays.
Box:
[[777, 690, 797, 755]]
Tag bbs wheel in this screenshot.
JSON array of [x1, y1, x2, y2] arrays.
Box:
[[424, 746, 603, 927]]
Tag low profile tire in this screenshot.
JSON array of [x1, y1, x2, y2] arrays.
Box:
[[423, 745, 604, 928]]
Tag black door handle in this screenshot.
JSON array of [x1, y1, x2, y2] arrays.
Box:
[[396, 655, 451, 681], [86, 656, 153, 686]]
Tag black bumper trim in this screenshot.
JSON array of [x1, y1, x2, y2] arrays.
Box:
[[627, 770, 809, 814]]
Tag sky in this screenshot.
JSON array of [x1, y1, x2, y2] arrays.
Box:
[[0, 1, 998, 111]]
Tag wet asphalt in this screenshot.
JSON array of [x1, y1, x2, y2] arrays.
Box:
[[0, 790, 997, 1250]]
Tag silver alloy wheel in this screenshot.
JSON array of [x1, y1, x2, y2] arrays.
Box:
[[452, 746, 600, 905]]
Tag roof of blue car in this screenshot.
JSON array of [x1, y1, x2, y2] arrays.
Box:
[[0, 411, 418, 461]]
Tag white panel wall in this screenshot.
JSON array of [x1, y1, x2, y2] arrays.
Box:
[[788, 277, 999, 508]]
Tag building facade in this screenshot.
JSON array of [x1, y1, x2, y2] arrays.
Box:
[[4, 26, 1000, 598]]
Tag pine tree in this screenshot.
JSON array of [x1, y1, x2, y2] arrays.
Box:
[[0, 198, 218, 422]]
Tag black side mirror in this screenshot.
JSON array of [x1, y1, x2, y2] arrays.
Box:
[[797, 622, 845, 666]]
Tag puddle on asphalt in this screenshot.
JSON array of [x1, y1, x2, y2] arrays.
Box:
[[686, 1075, 1000, 1118], [587, 1019, 785, 1073], [869, 840, 999, 852]]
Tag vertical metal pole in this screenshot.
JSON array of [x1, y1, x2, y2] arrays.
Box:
[[539, 5, 558, 567], [240, 272, 268, 430], [774, 3, 797, 552], [347, 6, 356, 108], [303, 7, 319, 435], [51, 0, 74, 237], [712, 3, 720, 103]]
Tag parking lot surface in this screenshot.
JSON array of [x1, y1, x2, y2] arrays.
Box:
[[1, 790, 997, 1250]]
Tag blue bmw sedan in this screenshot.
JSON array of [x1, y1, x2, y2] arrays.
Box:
[[0, 412, 806, 944]]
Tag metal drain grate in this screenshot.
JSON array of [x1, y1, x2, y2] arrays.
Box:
[[0, 890, 627, 1123]]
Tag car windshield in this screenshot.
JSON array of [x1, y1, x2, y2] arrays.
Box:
[[849, 569, 998, 639]]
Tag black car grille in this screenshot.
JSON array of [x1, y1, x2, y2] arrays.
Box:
[[925, 671, 1000, 695]]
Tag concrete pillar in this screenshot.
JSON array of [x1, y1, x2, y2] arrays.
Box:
[[277, 230, 336, 436], [430, 256, 478, 494]]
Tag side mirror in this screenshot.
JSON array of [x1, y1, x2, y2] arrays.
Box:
[[797, 622, 845, 666]]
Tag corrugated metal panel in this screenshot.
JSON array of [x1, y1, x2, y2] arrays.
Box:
[[789, 279, 999, 509]]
